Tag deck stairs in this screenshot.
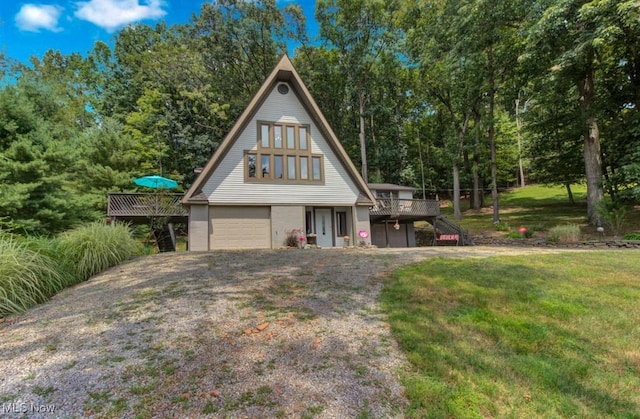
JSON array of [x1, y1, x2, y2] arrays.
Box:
[[427, 215, 474, 245], [152, 224, 176, 252]]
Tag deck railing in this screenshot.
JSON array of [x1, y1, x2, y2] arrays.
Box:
[[107, 193, 187, 218], [369, 198, 441, 218], [107, 193, 438, 219]]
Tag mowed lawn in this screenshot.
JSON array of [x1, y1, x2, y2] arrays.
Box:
[[440, 185, 591, 234], [381, 251, 640, 418]]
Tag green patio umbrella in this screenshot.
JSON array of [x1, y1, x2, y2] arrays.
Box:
[[133, 175, 178, 189]]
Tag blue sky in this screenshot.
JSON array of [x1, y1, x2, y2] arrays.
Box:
[[1, 0, 318, 65]]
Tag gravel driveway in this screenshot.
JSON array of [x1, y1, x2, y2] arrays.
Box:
[[0, 246, 571, 418]]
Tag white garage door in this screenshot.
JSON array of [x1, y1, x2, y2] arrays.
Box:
[[209, 206, 271, 249]]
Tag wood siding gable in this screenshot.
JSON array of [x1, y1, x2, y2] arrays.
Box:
[[201, 83, 361, 205]]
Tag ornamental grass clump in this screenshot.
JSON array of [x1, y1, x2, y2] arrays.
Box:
[[58, 222, 141, 282], [0, 235, 71, 316], [547, 224, 581, 243]]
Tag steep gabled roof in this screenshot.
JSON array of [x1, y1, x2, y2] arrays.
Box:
[[182, 55, 375, 205]]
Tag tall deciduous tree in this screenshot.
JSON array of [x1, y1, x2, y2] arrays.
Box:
[[403, 0, 485, 220], [316, 0, 401, 183], [525, 0, 640, 223]]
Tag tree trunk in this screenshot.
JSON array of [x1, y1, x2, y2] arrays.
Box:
[[359, 92, 368, 183], [370, 114, 381, 181], [515, 98, 526, 187], [488, 52, 499, 223], [453, 113, 471, 220], [463, 148, 471, 207], [453, 163, 461, 221], [472, 112, 481, 210], [472, 158, 480, 209], [417, 131, 426, 199], [603, 166, 618, 203], [565, 183, 574, 204], [577, 70, 604, 225]]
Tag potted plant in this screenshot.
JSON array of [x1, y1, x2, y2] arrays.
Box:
[[306, 233, 317, 246]]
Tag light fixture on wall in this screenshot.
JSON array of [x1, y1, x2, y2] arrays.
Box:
[[393, 220, 400, 230]]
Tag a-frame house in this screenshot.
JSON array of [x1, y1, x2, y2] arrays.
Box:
[[182, 55, 375, 250]]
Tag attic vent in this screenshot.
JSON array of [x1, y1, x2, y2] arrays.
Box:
[[277, 83, 289, 95]]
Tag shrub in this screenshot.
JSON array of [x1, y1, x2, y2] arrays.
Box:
[[596, 202, 628, 238], [505, 231, 523, 239], [284, 228, 305, 248], [0, 235, 71, 316], [623, 233, 640, 241], [517, 226, 534, 238], [547, 224, 581, 243], [530, 224, 545, 232], [57, 222, 142, 282], [494, 221, 510, 231]]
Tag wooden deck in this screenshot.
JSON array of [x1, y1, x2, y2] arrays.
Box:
[[369, 198, 440, 221], [107, 193, 187, 220], [107, 193, 439, 222]]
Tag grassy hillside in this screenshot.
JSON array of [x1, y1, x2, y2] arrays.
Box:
[[438, 185, 640, 239]]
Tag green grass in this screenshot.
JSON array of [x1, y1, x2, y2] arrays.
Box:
[[381, 251, 640, 418], [441, 185, 589, 232], [438, 184, 640, 238]]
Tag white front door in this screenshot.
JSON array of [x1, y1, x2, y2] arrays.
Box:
[[315, 209, 333, 247]]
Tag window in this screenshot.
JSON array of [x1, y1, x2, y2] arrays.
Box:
[[300, 157, 308, 180], [274, 155, 283, 179], [260, 124, 269, 148], [287, 126, 295, 149], [336, 211, 347, 236], [312, 156, 321, 180], [305, 211, 313, 234], [246, 121, 323, 183], [261, 155, 270, 178], [274, 126, 282, 148], [299, 127, 308, 150], [247, 154, 256, 178], [287, 156, 296, 179]]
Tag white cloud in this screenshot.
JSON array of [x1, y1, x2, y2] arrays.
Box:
[[74, 0, 167, 32], [15, 4, 64, 33]]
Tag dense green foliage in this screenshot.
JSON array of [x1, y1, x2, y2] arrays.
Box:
[[1, 0, 639, 234], [382, 252, 640, 417], [57, 222, 142, 282], [0, 223, 141, 316], [0, 234, 72, 315]]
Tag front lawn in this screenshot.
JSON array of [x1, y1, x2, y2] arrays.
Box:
[[381, 251, 640, 418]]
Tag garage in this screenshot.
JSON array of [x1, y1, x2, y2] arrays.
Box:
[[209, 206, 271, 249]]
